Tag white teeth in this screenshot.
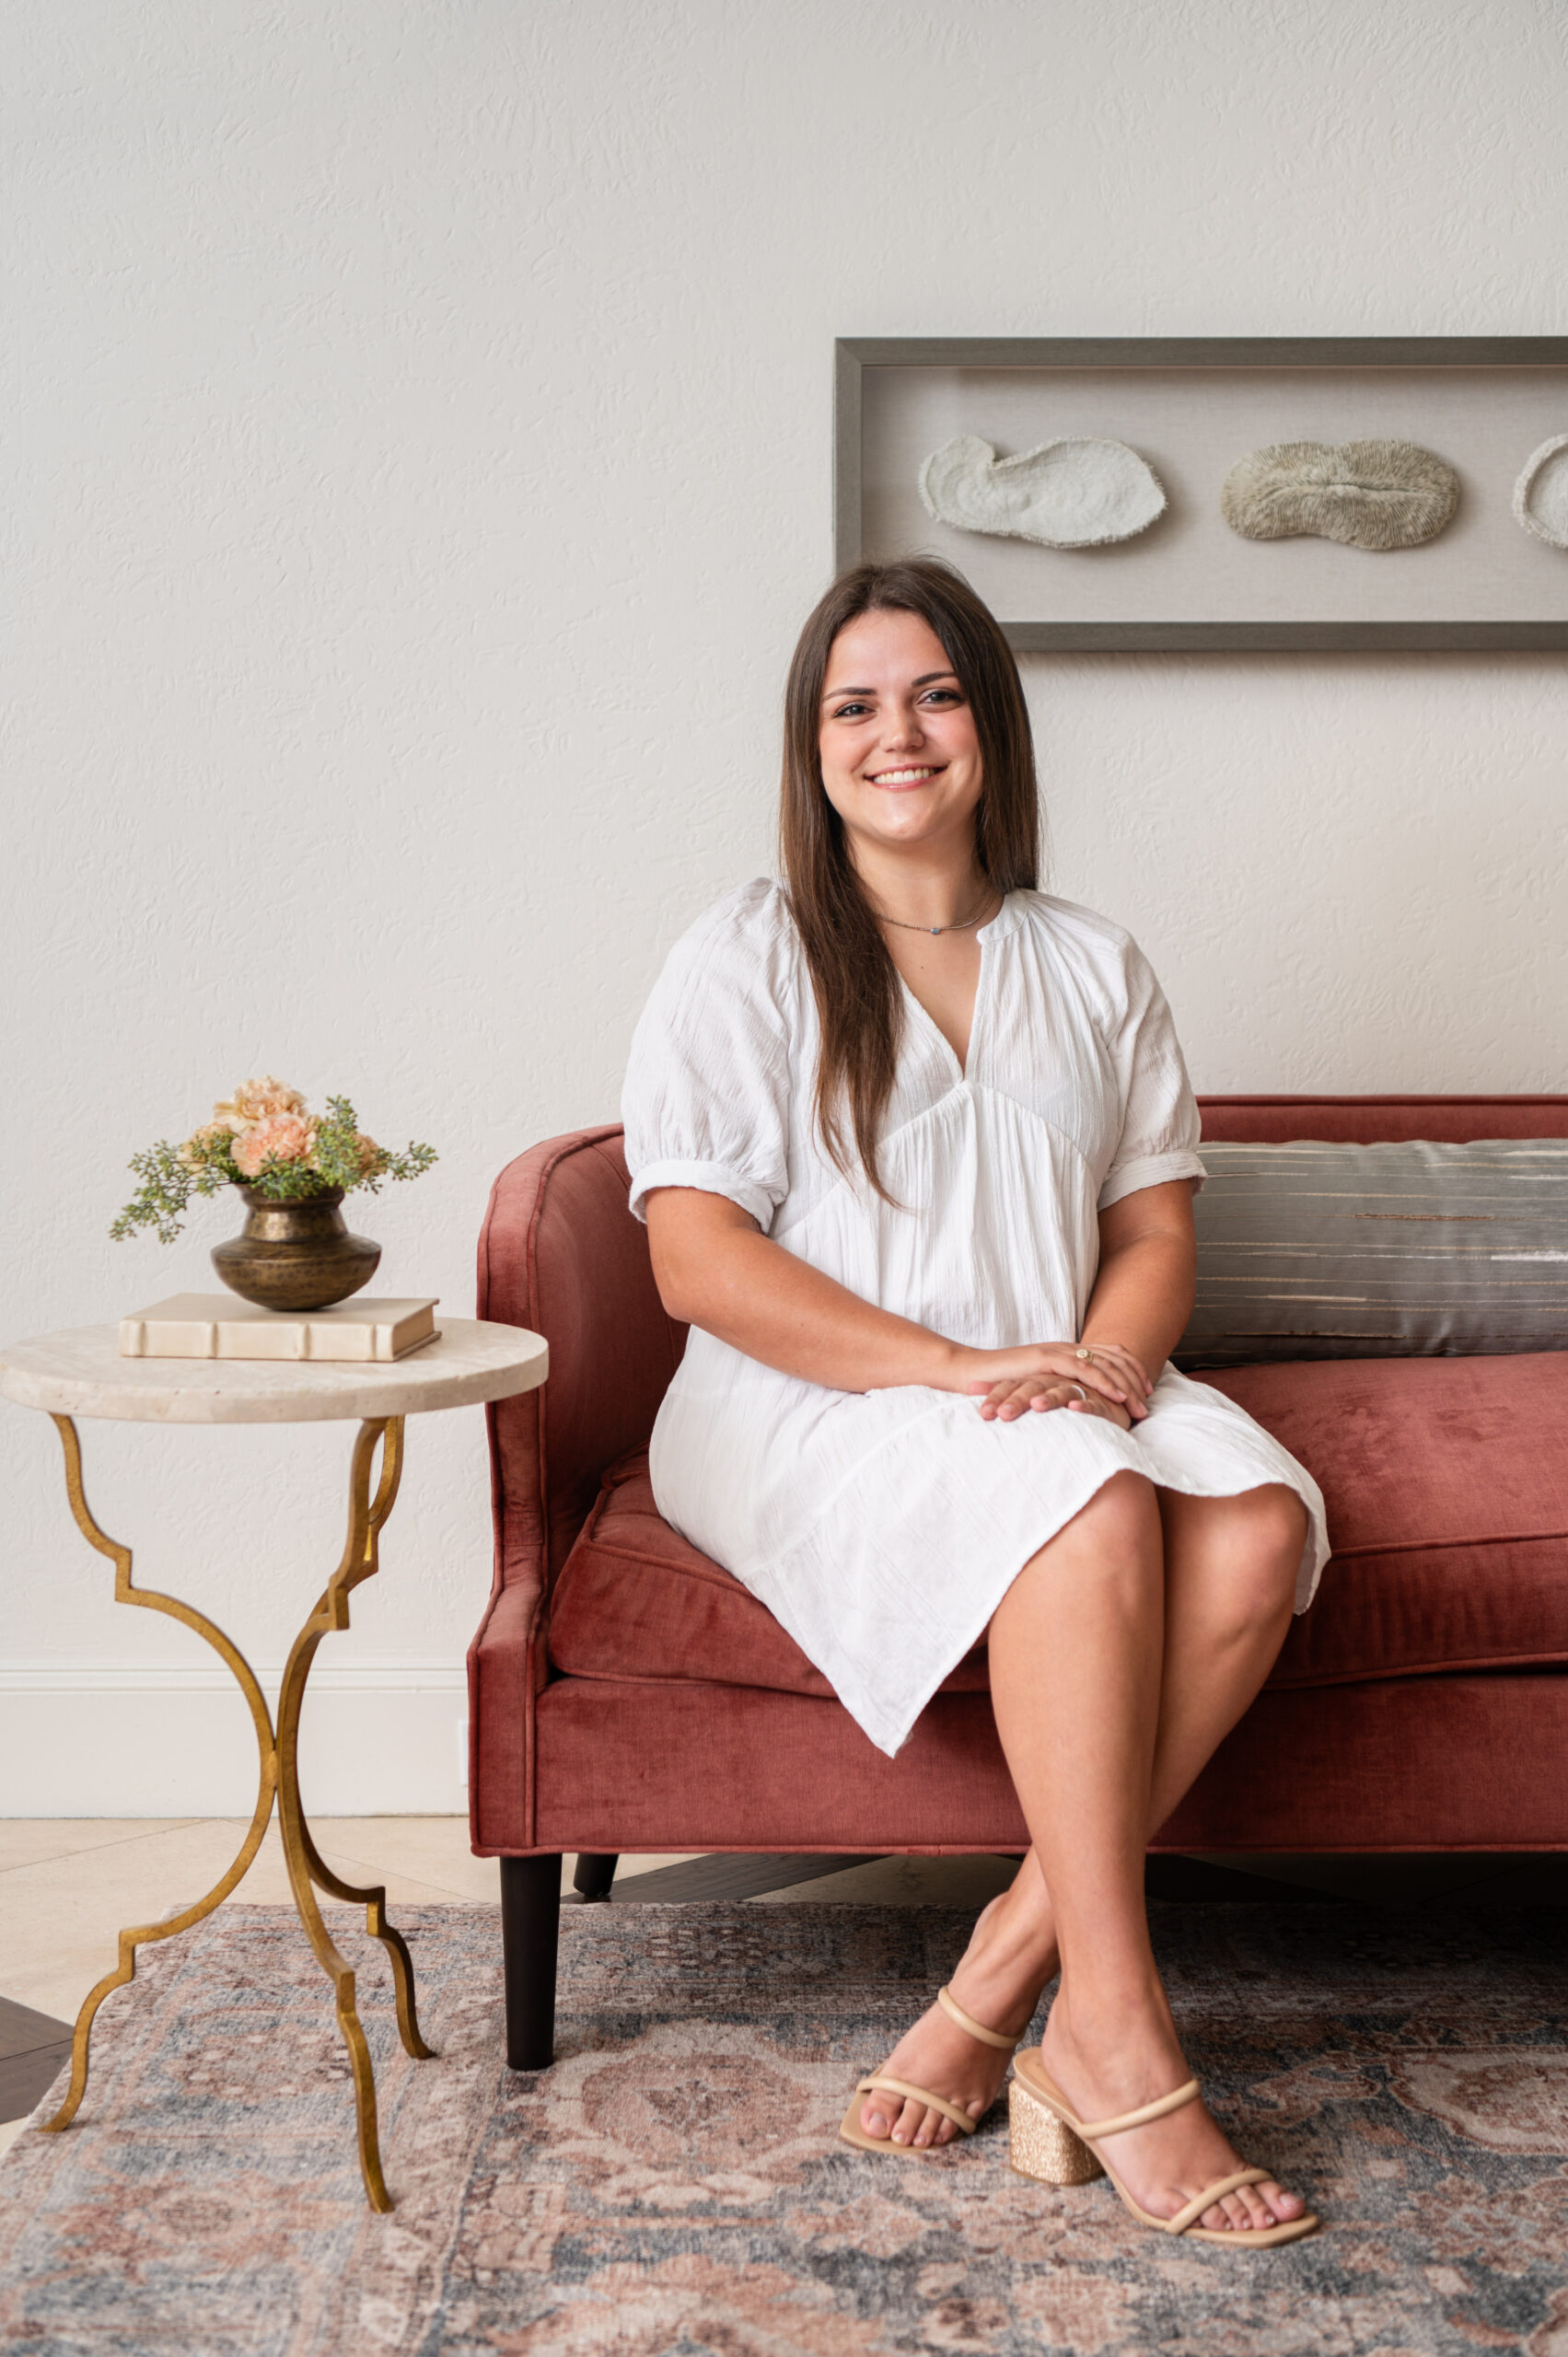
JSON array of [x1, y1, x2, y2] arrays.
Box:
[[870, 768, 935, 784]]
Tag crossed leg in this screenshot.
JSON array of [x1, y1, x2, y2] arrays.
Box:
[[857, 1474, 1308, 2233]]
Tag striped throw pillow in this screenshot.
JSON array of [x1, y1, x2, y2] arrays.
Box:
[[1172, 1138, 1568, 1369]]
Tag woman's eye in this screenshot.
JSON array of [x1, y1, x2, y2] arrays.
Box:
[[922, 689, 960, 705], [832, 702, 870, 719]]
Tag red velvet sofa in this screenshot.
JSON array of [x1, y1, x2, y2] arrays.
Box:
[[470, 1095, 1568, 2066]]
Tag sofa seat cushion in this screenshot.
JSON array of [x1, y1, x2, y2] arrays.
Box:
[[1209, 1352, 1568, 1687], [547, 1454, 990, 1699], [546, 1353, 1568, 1697]]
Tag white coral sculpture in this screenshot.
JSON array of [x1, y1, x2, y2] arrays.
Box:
[[1512, 435, 1568, 549], [918, 434, 1167, 550]]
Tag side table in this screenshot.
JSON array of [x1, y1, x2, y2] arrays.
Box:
[[0, 1317, 548, 2211]]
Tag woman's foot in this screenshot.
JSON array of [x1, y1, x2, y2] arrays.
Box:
[[1039, 1989, 1308, 2233], [858, 1869, 1059, 2149]]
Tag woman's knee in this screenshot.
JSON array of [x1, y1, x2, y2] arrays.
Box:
[[1080, 1468, 1162, 1546], [1240, 1483, 1308, 1574], [1050, 1469, 1164, 1591], [999, 1472, 1164, 1652], [1184, 1484, 1305, 1630]]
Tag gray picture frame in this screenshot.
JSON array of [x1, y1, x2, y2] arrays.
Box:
[[834, 337, 1568, 652]]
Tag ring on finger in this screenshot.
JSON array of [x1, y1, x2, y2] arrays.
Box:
[[1067, 1381, 1089, 1402], [1075, 1347, 1096, 1365]]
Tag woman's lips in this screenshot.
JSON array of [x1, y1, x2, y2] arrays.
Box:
[[865, 765, 946, 789]]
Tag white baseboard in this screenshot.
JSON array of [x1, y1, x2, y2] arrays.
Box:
[[0, 1664, 470, 1816]]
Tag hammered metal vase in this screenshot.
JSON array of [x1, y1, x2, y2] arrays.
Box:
[[211, 1187, 381, 1312]]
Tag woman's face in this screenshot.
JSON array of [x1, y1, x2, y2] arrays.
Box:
[[818, 608, 983, 863]]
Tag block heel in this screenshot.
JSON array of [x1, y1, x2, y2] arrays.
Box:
[[1008, 2071, 1105, 2186], [1009, 2049, 1320, 2247]]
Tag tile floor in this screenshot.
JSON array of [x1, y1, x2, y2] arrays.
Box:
[[4, 1818, 1563, 2163]]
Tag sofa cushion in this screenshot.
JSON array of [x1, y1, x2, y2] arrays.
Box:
[[1175, 1138, 1568, 1369], [1210, 1352, 1568, 1687], [546, 1351, 1568, 1697], [547, 1456, 989, 1700]]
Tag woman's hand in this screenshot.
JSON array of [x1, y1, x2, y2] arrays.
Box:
[[957, 1341, 1154, 1425]]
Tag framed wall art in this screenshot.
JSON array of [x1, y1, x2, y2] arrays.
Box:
[[834, 337, 1568, 652]]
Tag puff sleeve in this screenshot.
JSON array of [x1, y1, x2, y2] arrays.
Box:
[[1096, 936, 1208, 1212], [621, 886, 794, 1229]]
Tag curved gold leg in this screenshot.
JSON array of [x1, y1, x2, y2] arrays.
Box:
[[273, 1416, 433, 2213], [39, 1412, 434, 2214], [39, 1416, 278, 2134]]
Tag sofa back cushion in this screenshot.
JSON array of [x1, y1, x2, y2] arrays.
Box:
[[1175, 1136, 1568, 1369]]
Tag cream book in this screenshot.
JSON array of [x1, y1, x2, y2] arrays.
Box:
[[120, 1295, 441, 1364]]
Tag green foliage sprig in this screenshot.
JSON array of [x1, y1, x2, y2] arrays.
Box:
[[110, 1079, 437, 1245]]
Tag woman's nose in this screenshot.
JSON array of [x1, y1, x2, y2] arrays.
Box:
[[881, 707, 925, 749]]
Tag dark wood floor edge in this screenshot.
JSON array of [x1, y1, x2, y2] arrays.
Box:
[[0, 2042, 72, 2126], [0, 1994, 74, 2060]]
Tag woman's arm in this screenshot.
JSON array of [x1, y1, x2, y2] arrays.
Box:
[[644, 1187, 1147, 1417], [1079, 1178, 1199, 1377]]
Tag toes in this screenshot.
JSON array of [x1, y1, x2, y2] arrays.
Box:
[[1237, 2186, 1276, 2231], [890, 2098, 925, 2146], [1259, 2178, 1304, 2222]]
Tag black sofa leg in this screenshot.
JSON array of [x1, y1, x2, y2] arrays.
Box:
[[501, 1853, 561, 2070], [573, 1852, 619, 1902]]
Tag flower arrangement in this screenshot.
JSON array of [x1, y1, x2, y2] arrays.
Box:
[[111, 1077, 437, 1245]]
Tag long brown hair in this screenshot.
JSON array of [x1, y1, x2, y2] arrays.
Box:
[[779, 557, 1040, 1196]]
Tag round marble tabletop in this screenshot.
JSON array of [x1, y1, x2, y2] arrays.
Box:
[[0, 1318, 548, 1424]]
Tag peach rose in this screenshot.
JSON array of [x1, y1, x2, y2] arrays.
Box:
[[231, 1113, 318, 1178], [213, 1075, 307, 1132], [177, 1119, 239, 1168], [354, 1132, 385, 1177]]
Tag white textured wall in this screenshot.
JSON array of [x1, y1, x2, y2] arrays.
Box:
[[4, 0, 1566, 1808]]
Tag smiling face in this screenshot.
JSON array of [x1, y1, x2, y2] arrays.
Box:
[[817, 607, 984, 868]]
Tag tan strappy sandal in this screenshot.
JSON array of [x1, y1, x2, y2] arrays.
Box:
[[1009, 2048, 1319, 2246], [839, 1983, 1021, 2157]]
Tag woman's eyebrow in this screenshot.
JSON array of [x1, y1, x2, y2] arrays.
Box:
[[820, 669, 958, 702]]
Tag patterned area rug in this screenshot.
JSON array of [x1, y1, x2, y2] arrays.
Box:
[[2, 1898, 1567, 2354]]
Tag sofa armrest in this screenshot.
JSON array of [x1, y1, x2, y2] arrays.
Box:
[[476, 1125, 687, 1613], [471, 1125, 686, 1852]]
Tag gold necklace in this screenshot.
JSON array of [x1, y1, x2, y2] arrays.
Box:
[[872, 888, 1001, 938]]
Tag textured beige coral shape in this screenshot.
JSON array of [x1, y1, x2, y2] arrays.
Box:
[[1220, 439, 1458, 550], [918, 434, 1167, 549], [1512, 434, 1568, 548]]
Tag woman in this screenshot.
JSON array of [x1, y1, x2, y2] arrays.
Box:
[[621, 559, 1328, 2247]]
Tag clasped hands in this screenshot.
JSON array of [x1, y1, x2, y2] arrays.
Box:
[[956, 1340, 1155, 1428]]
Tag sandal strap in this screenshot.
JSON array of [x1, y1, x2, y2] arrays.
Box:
[[1077, 2075, 1202, 2142], [854, 2075, 980, 2135], [936, 1982, 1019, 2051], [1167, 2165, 1272, 2236]]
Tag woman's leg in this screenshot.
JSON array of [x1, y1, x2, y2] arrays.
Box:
[[861, 1480, 1308, 2231], [1012, 1479, 1307, 2230], [859, 1471, 1163, 2148]]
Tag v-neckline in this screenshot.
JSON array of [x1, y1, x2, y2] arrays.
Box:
[[895, 897, 1006, 1084]]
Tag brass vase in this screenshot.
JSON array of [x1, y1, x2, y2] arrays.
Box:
[[211, 1187, 381, 1312]]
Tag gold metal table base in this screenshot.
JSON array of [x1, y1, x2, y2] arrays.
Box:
[[40, 1411, 434, 2212]]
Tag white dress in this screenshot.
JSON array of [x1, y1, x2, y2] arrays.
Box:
[[621, 880, 1329, 1759]]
